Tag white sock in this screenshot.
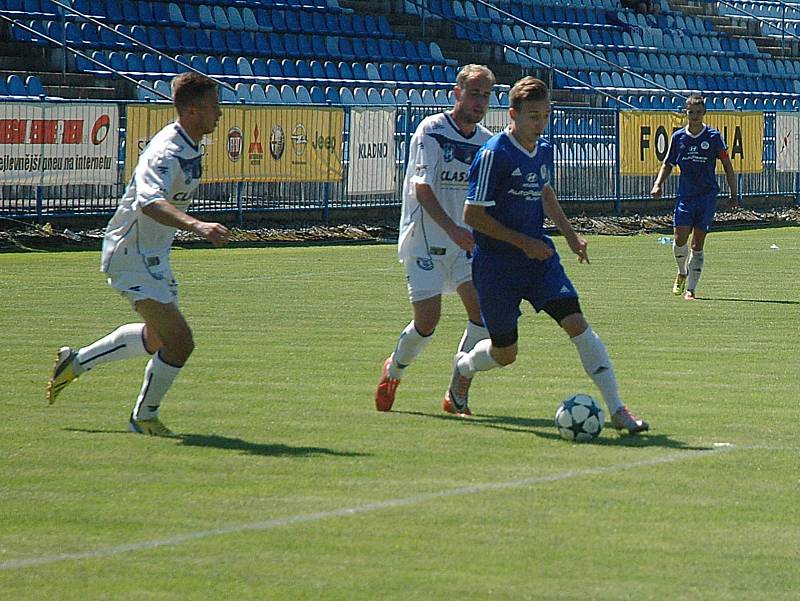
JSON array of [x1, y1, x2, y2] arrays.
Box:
[[673, 242, 689, 275], [75, 323, 148, 375], [686, 250, 704, 292], [457, 320, 489, 354], [457, 338, 501, 378], [571, 326, 623, 415], [390, 321, 433, 379], [132, 352, 181, 420]]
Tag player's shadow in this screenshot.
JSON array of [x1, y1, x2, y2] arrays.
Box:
[[63, 428, 368, 458], [178, 433, 369, 458], [693, 296, 799, 305], [391, 411, 709, 450]]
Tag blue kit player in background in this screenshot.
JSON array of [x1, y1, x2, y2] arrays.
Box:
[[446, 76, 649, 433], [650, 94, 738, 300], [46, 72, 230, 436]]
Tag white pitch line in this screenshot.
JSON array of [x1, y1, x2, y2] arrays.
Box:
[[0, 445, 737, 571]]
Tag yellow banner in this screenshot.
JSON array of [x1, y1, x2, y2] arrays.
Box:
[[619, 110, 763, 175], [125, 105, 344, 183]]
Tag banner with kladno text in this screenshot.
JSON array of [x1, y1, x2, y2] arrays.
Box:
[[0, 103, 118, 185], [347, 107, 396, 195], [619, 110, 763, 175], [126, 105, 344, 183]]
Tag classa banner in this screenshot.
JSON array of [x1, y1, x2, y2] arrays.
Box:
[[482, 107, 510, 134], [126, 105, 344, 183], [347, 107, 395, 195], [775, 112, 800, 172], [619, 110, 764, 175], [0, 103, 118, 185]]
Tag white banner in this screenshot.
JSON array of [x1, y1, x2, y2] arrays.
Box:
[[776, 112, 800, 172], [347, 107, 395, 195], [482, 108, 510, 134], [0, 103, 118, 185]]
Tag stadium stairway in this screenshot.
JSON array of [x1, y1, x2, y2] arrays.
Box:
[[670, 0, 787, 59], [0, 20, 120, 99], [340, 0, 524, 87]]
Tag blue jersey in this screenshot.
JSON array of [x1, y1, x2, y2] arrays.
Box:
[[666, 125, 727, 198], [466, 129, 554, 256]]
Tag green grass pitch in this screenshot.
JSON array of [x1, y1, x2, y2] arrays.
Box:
[[0, 228, 797, 600]]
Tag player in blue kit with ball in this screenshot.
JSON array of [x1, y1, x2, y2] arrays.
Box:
[[445, 76, 649, 433], [650, 94, 737, 300]]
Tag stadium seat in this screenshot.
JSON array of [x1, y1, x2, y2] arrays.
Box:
[[280, 84, 297, 103], [249, 83, 267, 103], [264, 84, 282, 103], [295, 84, 312, 104], [309, 85, 325, 103]]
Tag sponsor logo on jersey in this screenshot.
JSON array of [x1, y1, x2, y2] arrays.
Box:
[[416, 257, 434, 271]]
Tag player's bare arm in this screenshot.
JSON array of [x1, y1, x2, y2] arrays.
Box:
[[415, 183, 474, 251], [721, 154, 738, 209], [650, 162, 673, 199], [541, 185, 589, 263], [463, 204, 553, 261], [142, 200, 230, 247]]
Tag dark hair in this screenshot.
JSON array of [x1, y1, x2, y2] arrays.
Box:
[[509, 77, 549, 110], [171, 72, 218, 113]]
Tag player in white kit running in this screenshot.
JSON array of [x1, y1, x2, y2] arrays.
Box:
[[46, 72, 230, 436], [375, 65, 496, 416]]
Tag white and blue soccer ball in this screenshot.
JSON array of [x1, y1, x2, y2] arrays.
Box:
[[554, 394, 605, 442]]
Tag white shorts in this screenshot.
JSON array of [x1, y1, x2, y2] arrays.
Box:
[[402, 250, 472, 303], [105, 251, 177, 306]]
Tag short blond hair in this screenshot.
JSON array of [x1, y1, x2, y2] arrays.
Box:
[[456, 64, 496, 88], [509, 77, 549, 110]]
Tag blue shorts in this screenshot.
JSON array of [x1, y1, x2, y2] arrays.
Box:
[[472, 238, 579, 337], [674, 191, 718, 232]]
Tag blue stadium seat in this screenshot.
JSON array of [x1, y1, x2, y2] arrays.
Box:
[[366, 87, 382, 104], [249, 83, 267, 103], [280, 84, 297, 103], [324, 86, 340, 104], [295, 84, 312, 104], [352, 87, 368, 104], [309, 60, 325, 80], [227, 7, 245, 31], [339, 86, 355, 105], [25, 74, 44, 97], [242, 7, 259, 32], [264, 83, 282, 103], [338, 61, 353, 80], [212, 6, 231, 30], [221, 56, 238, 77], [309, 85, 325, 103], [235, 82, 250, 102]]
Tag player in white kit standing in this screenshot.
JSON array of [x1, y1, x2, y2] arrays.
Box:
[[46, 72, 230, 436], [375, 64, 496, 416]]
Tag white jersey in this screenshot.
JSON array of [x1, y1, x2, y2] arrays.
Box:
[[101, 122, 203, 272], [398, 112, 492, 260]]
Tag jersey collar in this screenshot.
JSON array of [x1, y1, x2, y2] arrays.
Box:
[[445, 111, 478, 139], [683, 124, 707, 138], [173, 122, 200, 152], [504, 125, 539, 158]]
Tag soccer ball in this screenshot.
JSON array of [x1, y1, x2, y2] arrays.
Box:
[[554, 394, 605, 442]]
